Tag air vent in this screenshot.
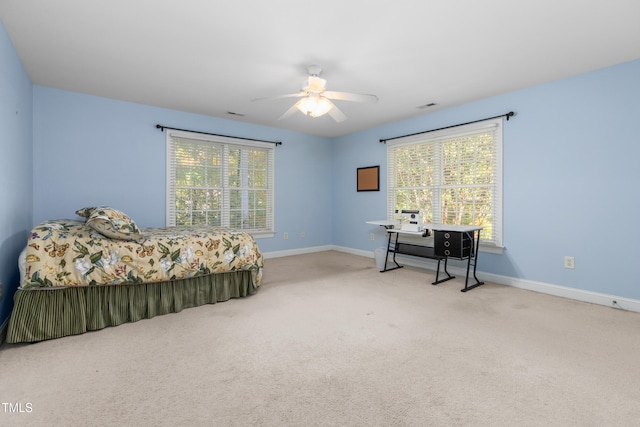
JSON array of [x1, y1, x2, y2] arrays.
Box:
[[227, 111, 245, 117], [417, 103, 437, 109]]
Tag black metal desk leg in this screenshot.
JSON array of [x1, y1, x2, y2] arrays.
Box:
[[432, 257, 455, 285], [461, 230, 485, 292], [380, 230, 402, 272]]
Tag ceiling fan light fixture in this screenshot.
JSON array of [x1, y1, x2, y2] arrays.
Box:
[[253, 64, 376, 122], [297, 95, 333, 118]]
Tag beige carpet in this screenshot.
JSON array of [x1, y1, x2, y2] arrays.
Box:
[[1, 251, 639, 427]]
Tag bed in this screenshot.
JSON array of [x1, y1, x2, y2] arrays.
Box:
[[6, 206, 264, 343]]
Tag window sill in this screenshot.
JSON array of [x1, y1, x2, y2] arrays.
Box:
[[479, 244, 504, 255]]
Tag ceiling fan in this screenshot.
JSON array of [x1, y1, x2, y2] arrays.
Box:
[[252, 65, 378, 122]]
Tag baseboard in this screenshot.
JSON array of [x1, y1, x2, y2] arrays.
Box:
[[480, 273, 640, 313], [263, 245, 335, 259], [273, 246, 640, 313]]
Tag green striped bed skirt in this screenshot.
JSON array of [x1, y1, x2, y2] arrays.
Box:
[[7, 271, 256, 344]]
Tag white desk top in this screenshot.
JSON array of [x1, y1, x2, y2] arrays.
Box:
[[367, 220, 482, 233], [421, 223, 483, 232]]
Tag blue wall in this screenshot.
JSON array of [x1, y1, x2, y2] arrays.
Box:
[[333, 58, 640, 300], [32, 86, 333, 255], [0, 22, 33, 328]]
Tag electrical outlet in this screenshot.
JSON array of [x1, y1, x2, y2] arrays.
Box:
[[564, 256, 575, 269], [370, 233, 375, 241], [283, 232, 288, 240], [300, 231, 305, 238]]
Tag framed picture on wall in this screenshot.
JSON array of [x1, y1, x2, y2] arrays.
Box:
[[357, 165, 380, 192]]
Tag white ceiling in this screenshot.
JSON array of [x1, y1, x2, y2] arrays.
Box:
[[1, 1, 639, 138]]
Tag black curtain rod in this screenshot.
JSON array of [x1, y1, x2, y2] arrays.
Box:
[[379, 111, 515, 143], [156, 124, 282, 146]]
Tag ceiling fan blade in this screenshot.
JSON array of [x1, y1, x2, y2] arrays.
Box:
[[278, 100, 303, 120], [327, 101, 347, 122], [252, 92, 306, 102], [323, 91, 378, 103]]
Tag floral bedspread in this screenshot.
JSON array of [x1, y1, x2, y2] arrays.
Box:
[[22, 220, 263, 289]]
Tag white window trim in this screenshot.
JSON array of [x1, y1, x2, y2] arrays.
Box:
[[165, 129, 275, 238]]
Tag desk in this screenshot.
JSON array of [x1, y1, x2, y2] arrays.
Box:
[[368, 221, 484, 292]]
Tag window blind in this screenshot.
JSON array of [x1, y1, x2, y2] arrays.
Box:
[[166, 130, 274, 235], [387, 119, 502, 247]]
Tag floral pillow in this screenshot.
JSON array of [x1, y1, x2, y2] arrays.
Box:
[[76, 206, 143, 241], [75, 206, 98, 218]]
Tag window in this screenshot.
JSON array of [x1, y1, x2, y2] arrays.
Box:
[[166, 130, 274, 236], [387, 118, 503, 248]]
